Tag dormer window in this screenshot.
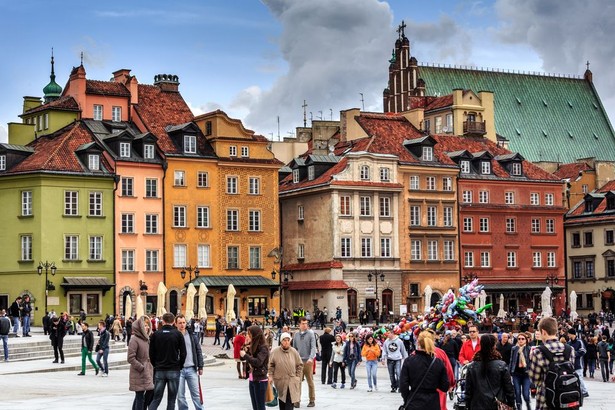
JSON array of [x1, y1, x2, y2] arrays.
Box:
[[88, 154, 100, 171], [292, 169, 300, 183], [112, 106, 122, 122], [229, 146, 237, 157], [183, 135, 196, 154], [308, 165, 315, 181], [607, 196, 615, 211], [481, 161, 491, 174], [422, 146, 433, 161], [380, 167, 390, 182], [360, 165, 370, 181], [241, 146, 249, 158], [93, 105, 103, 121], [0, 154, 5, 171], [511, 162, 522, 176], [460, 160, 470, 174], [144, 144, 155, 159], [120, 142, 131, 158], [585, 199, 594, 213]]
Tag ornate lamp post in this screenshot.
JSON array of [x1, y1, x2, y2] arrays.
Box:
[[37, 261, 57, 314], [545, 273, 559, 287], [367, 270, 385, 325], [462, 273, 478, 284], [180, 265, 200, 284]]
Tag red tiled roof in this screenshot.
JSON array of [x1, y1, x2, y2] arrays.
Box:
[[86, 80, 130, 97], [286, 280, 349, 291], [22, 96, 80, 116], [553, 162, 593, 180], [566, 214, 615, 225], [217, 157, 283, 165], [280, 158, 348, 192], [330, 180, 404, 189], [425, 94, 453, 111], [284, 261, 344, 271], [598, 180, 615, 193]]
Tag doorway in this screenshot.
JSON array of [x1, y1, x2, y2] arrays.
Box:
[[508, 298, 518, 315], [366, 298, 376, 321], [347, 289, 357, 320], [169, 290, 178, 315]]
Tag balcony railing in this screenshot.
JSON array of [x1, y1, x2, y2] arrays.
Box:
[[463, 120, 486, 135]]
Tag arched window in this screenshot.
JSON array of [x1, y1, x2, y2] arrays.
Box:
[[347, 289, 357, 319], [360, 165, 370, 181], [430, 291, 442, 308]]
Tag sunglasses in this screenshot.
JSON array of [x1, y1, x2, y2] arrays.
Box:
[[469, 330, 477, 333]]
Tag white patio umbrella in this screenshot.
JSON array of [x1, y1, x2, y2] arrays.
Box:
[[125, 294, 133, 319], [156, 282, 167, 318], [479, 290, 487, 313], [497, 293, 506, 318], [570, 291, 578, 322], [424, 285, 433, 312], [198, 283, 209, 320], [136, 294, 145, 318], [185, 283, 197, 322], [542, 287, 553, 317], [226, 284, 237, 322]]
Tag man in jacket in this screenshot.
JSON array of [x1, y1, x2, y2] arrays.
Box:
[[567, 328, 588, 397], [21, 295, 32, 337], [597, 335, 610, 382], [149, 312, 186, 410], [77, 322, 99, 375], [459, 325, 481, 365], [292, 317, 316, 407], [496, 332, 512, 365], [319, 327, 335, 384], [96, 320, 110, 376], [382, 330, 408, 393], [0, 310, 11, 361], [9, 296, 21, 336], [175, 314, 204, 410]]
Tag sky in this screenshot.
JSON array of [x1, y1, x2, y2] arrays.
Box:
[[1, 0, 614, 143]]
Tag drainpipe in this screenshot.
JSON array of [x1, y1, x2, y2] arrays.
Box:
[[112, 173, 120, 316], [161, 160, 168, 286]]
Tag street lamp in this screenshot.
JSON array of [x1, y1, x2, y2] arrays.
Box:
[[37, 261, 57, 315], [180, 265, 200, 283], [545, 274, 559, 287], [367, 270, 385, 325]]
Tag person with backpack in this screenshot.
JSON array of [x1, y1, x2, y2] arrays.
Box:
[[529, 317, 582, 410]]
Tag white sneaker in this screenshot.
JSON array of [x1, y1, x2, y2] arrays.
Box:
[[367, 388, 372, 392], [374, 386, 378, 391], [102, 373, 108, 377]]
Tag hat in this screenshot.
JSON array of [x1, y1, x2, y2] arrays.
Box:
[[280, 332, 291, 341], [568, 328, 576, 335], [445, 330, 452, 336]]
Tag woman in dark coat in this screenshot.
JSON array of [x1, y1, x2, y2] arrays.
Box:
[[399, 330, 449, 410], [127, 316, 154, 410], [49, 315, 67, 363], [465, 334, 515, 410], [240, 325, 270, 410]]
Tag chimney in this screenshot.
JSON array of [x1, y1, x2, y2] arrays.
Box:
[[154, 74, 180, 92], [112, 69, 131, 84]]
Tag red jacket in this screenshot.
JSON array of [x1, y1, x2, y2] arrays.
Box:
[[435, 346, 456, 409], [458, 339, 481, 365]]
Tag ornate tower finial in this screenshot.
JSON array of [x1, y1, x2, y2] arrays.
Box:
[[586, 60, 590, 71], [43, 48, 62, 103], [397, 20, 407, 39], [389, 49, 396, 63], [51, 47, 55, 76], [80, 51, 84, 66]]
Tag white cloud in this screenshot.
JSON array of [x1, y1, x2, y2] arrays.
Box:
[[0, 124, 7, 143], [186, 101, 223, 117]]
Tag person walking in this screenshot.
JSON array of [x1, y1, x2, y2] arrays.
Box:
[[567, 328, 589, 397], [292, 317, 316, 407], [597, 335, 610, 382], [9, 296, 22, 336], [96, 320, 110, 376], [329, 334, 346, 389], [361, 334, 381, 392], [399, 330, 450, 410], [319, 327, 335, 385], [223, 321, 234, 350], [240, 325, 270, 410], [21, 295, 32, 337], [458, 324, 481, 365], [112, 315, 123, 341], [175, 314, 204, 410], [0, 310, 11, 361], [510, 331, 532, 410], [586, 336, 598, 378], [465, 334, 515, 409], [382, 330, 408, 393], [214, 316, 222, 345], [49, 315, 66, 363], [149, 312, 187, 410], [234, 330, 248, 379], [269, 332, 304, 410], [77, 322, 99, 376], [127, 316, 154, 410], [343, 332, 361, 389]]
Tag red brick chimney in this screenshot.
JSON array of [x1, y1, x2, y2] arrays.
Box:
[[154, 74, 180, 92]]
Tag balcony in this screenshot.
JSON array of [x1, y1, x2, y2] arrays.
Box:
[[463, 120, 486, 136]]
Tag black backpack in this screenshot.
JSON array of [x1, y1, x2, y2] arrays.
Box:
[[537, 344, 582, 409]]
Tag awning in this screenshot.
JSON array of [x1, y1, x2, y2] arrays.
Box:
[[190, 275, 279, 288], [483, 282, 564, 292], [287, 280, 349, 291], [60, 276, 115, 295]]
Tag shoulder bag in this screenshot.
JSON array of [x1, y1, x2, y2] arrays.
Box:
[[399, 356, 437, 410], [485, 366, 514, 410]]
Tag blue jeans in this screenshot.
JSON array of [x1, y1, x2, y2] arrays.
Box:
[[96, 347, 109, 374], [178, 367, 202, 410], [1, 335, 8, 360], [150, 370, 181, 410], [512, 372, 531, 407], [387, 359, 402, 390], [248, 379, 268, 410], [588, 358, 596, 376], [347, 360, 358, 386], [574, 369, 588, 395], [22, 315, 30, 335], [12, 317, 20, 334], [365, 360, 378, 389], [600, 359, 609, 381]]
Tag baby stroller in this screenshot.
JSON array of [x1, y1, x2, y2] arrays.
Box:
[[453, 363, 469, 409]]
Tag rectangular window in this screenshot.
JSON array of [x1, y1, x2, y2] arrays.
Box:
[[531, 218, 541, 233], [22, 191, 32, 216], [427, 206, 437, 227], [0, 154, 5, 170], [112, 106, 121, 122], [361, 237, 372, 257], [197, 245, 210, 268], [547, 252, 556, 268], [464, 251, 474, 267], [507, 251, 517, 268], [411, 240, 422, 260], [410, 206, 421, 226], [144, 144, 155, 159], [341, 237, 352, 258], [146, 250, 159, 271], [173, 206, 186, 228], [197, 172, 208, 187], [340, 195, 352, 216], [122, 177, 134, 196], [511, 162, 522, 176], [65, 235, 79, 260], [606, 230, 615, 245], [145, 214, 158, 234], [68, 293, 101, 316], [380, 238, 392, 257], [174, 170, 185, 186], [444, 241, 454, 261], [380, 167, 390, 182], [241, 146, 249, 158], [88, 154, 100, 170], [460, 160, 470, 174], [422, 146, 434, 161], [121, 213, 135, 233], [226, 209, 239, 231], [121, 250, 134, 271], [481, 161, 491, 174], [227, 246, 239, 269], [607, 259, 615, 278], [546, 219, 555, 233], [530, 193, 540, 205], [586, 294, 594, 309], [145, 178, 158, 198], [505, 192, 515, 205], [184, 135, 197, 154], [20, 235, 32, 261], [506, 218, 516, 233], [248, 177, 260, 195], [442, 176, 452, 191], [426, 176, 436, 190], [360, 166, 370, 180], [533, 252, 542, 268], [229, 146, 237, 157], [298, 205, 304, 221], [307, 166, 315, 180], [89, 236, 102, 261], [379, 197, 391, 217], [226, 176, 238, 194], [424, 119, 430, 132], [427, 240, 438, 261], [479, 217, 489, 232], [64, 191, 79, 215], [249, 247, 261, 269], [573, 261, 582, 279], [249, 210, 261, 231], [572, 232, 581, 247], [120, 142, 131, 158], [480, 251, 490, 267], [360, 196, 372, 216], [545, 193, 554, 206], [297, 243, 305, 259], [44, 113, 49, 129], [197, 206, 210, 228], [292, 169, 299, 183], [586, 260, 594, 278], [93, 105, 103, 120], [174, 244, 187, 267], [463, 217, 473, 232], [584, 231, 593, 246], [462, 190, 472, 203], [446, 113, 453, 130], [410, 175, 419, 190], [435, 116, 442, 133], [443, 207, 453, 227], [479, 191, 489, 204]]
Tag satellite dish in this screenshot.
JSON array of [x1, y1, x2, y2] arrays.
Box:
[[442, 126, 449, 133]]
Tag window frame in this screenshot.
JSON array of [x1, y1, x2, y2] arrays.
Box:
[[21, 190, 33, 216], [226, 209, 239, 231], [226, 176, 238, 194], [121, 213, 135, 234], [145, 178, 158, 198], [121, 177, 134, 197], [119, 142, 131, 158], [88, 191, 103, 217], [20, 235, 32, 261], [173, 206, 187, 228], [183, 135, 197, 154], [111, 106, 122, 122], [174, 170, 186, 187], [196, 206, 210, 228], [64, 191, 79, 216]]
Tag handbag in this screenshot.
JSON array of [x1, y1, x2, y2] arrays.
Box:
[[399, 356, 437, 410], [486, 374, 514, 410], [265, 380, 274, 403], [265, 383, 278, 407], [315, 352, 322, 361]]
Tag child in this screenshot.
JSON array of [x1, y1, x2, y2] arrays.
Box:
[[78, 322, 99, 376]]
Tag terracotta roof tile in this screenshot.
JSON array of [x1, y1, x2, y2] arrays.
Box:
[[284, 261, 344, 271], [553, 162, 593, 179], [217, 157, 283, 165], [279, 158, 348, 192], [598, 180, 615, 193], [330, 180, 403, 189], [22, 96, 80, 116], [86, 80, 130, 97], [425, 94, 453, 111], [286, 280, 349, 291]]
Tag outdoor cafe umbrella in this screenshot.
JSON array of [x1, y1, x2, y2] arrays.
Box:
[[424, 285, 432, 312], [125, 294, 133, 319], [157, 282, 167, 318], [226, 284, 237, 322], [198, 283, 209, 320], [185, 283, 197, 322], [570, 291, 578, 322], [497, 294, 506, 318], [136, 293, 145, 318]]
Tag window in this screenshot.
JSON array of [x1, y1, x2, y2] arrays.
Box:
[[173, 206, 186, 228], [506, 218, 516, 233], [361, 237, 372, 257], [481, 161, 491, 174], [197, 206, 210, 228], [547, 252, 556, 268], [410, 175, 419, 190], [226, 176, 238, 194], [427, 240, 438, 260], [359, 196, 372, 216], [174, 171, 185, 186], [88, 192, 102, 216], [427, 206, 437, 227], [571, 232, 581, 247], [380, 167, 390, 182], [0, 154, 6, 171], [446, 113, 453, 131], [546, 219, 555, 233], [174, 244, 187, 267], [479, 217, 489, 232], [573, 261, 582, 279], [145, 179, 158, 198], [93, 105, 103, 120], [480, 251, 490, 267], [360, 165, 370, 180], [248, 177, 260, 195], [606, 230, 615, 245], [112, 106, 121, 122], [121, 177, 134, 196], [381, 238, 392, 257], [379, 197, 391, 217], [297, 243, 305, 259], [197, 245, 210, 268], [607, 259, 615, 278], [442, 177, 452, 191], [307, 166, 315, 180], [463, 217, 473, 232], [65, 235, 79, 260], [545, 193, 554, 206], [530, 193, 540, 205], [88, 154, 100, 170], [340, 195, 352, 216], [531, 218, 540, 233], [422, 146, 433, 161], [144, 144, 155, 159], [586, 294, 594, 310], [584, 231, 593, 246], [292, 169, 299, 183], [460, 160, 470, 174], [64, 191, 79, 215], [249, 210, 261, 231], [426, 176, 436, 190], [505, 192, 515, 205], [69, 292, 101, 316], [226, 209, 239, 231], [341, 237, 352, 258], [44, 113, 49, 129], [248, 297, 268, 316], [435, 116, 442, 133], [443, 207, 453, 227], [444, 241, 454, 261], [21, 235, 32, 261], [507, 251, 517, 268], [146, 250, 159, 271], [464, 251, 474, 267], [197, 172, 209, 188], [121, 213, 135, 233], [229, 146, 237, 157], [298, 205, 304, 221], [249, 247, 261, 269], [120, 142, 131, 158], [423, 119, 430, 132], [462, 190, 472, 203], [533, 252, 542, 268], [21, 191, 32, 216], [121, 250, 134, 271], [410, 206, 421, 226], [511, 162, 522, 176], [241, 146, 249, 158], [479, 191, 489, 204], [586, 260, 594, 278], [145, 214, 158, 234], [582, 184, 588, 194], [411, 240, 422, 260]]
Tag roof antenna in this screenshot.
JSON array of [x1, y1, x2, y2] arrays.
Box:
[[80, 51, 84, 66], [359, 93, 365, 111], [330, 108, 333, 120], [302, 100, 307, 127]]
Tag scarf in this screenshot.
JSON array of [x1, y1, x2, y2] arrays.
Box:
[[518, 345, 526, 368]]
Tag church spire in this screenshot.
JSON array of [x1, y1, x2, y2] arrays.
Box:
[[43, 48, 63, 103]]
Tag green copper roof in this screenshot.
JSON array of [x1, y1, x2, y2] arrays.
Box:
[[418, 65, 615, 163], [43, 52, 62, 102]]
